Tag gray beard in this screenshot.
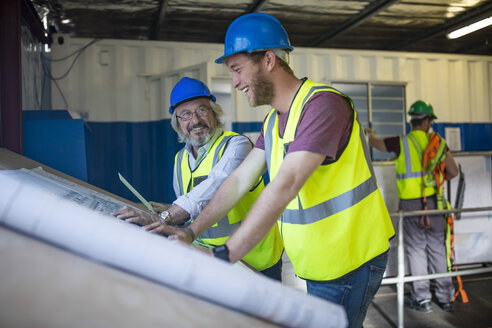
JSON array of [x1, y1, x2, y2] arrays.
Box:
[[188, 129, 214, 147]]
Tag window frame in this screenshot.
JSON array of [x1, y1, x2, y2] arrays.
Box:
[[327, 80, 408, 161]]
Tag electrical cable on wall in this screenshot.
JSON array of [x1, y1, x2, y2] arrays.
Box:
[[49, 38, 100, 62], [40, 38, 101, 109], [41, 55, 68, 108], [42, 38, 101, 80]]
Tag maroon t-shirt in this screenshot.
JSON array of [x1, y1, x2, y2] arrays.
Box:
[[384, 136, 401, 157], [255, 90, 354, 164]]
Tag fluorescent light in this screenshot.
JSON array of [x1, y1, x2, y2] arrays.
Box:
[[447, 16, 492, 39]]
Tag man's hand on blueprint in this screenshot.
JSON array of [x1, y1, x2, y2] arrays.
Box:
[[143, 221, 191, 242], [112, 206, 158, 226]]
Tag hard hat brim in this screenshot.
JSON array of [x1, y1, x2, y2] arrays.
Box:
[[409, 113, 438, 120], [168, 95, 216, 115], [215, 55, 227, 64], [215, 46, 294, 64]]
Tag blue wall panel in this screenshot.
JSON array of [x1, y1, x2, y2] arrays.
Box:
[[433, 123, 492, 152], [24, 110, 72, 120], [85, 119, 181, 204], [23, 110, 88, 181], [23, 113, 492, 207]]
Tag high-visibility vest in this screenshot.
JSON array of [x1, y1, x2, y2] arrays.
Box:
[[263, 79, 394, 281], [175, 130, 283, 271], [395, 130, 437, 200]]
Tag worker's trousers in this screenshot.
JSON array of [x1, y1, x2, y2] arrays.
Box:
[[306, 251, 388, 328], [401, 196, 455, 303], [260, 258, 282, 281]]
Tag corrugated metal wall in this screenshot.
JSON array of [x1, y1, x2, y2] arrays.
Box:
[[50, 35, 492, 124], [21, 25, 42, 110], [45, 35, 492, 204]]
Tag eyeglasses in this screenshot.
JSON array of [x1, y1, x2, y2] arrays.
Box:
[[176, 107, 210, 121]]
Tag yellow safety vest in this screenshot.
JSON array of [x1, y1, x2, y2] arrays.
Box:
[[395, 130, 437, 200], [263, 79, 394, 281], [175, 130, 283, 271]]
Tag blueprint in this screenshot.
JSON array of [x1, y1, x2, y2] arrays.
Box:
[[2, 167, 136, 216], [0, 168, 347, 328]]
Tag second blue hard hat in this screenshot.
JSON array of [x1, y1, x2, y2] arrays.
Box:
[[169, 77, 216, 114], [215, 13, 294, 64]]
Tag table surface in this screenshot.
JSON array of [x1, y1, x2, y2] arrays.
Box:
[[0, 148, 277, 328]]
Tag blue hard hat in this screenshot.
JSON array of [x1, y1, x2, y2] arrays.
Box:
[[215, 13, 294, 64], [169, 77, 216, 114]]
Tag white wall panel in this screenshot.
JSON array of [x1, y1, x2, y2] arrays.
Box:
[[359, 56, 376, 81], [312, 54, 328, 82], [448, 60, 467, 122], [469, 60, 489, 122], [489, 62, 492, 120], [51, 35, 492, 124], [402, 58, 417, 110], [290, 53, 309, 79]]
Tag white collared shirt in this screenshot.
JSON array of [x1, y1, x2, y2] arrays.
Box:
[[172, 129, 252, 221]]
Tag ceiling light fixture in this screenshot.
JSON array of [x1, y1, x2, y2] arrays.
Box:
[[61, 18, 71, 24], [447, 15, 492, 39]]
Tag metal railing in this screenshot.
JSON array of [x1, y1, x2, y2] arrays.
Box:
[[382, 206, 492, 328]]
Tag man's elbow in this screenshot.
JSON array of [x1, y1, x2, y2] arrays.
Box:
[[444, 152, 459, 180], [445, 165, 459, 180], [368, 137, 388, 153], [445, 170, 459, 180]]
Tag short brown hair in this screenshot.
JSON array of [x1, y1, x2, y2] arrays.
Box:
[[244, 51, 294, 75]]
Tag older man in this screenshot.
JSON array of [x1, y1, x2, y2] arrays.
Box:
[[113, 77, 283, 280]]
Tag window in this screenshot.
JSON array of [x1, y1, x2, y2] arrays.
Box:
[[331, 82, 406, 161]]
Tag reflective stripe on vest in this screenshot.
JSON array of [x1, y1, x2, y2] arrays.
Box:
[[200, 216, 241, 239], [396, 136, 423, 180], [175, 148, 185, 195], [395, 130, 436, 199]]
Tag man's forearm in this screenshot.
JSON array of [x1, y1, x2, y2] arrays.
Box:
[[225, 150, 325, 263], [225, 177, 294, 263], [190, 171, 252, 237], [444, 150, 459, 180], [188, 149, 267, 240], [166, 204, 190, 225], [368, 132, 388, 152]]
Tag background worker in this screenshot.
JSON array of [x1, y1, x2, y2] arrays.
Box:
[[366, 100, 459, 312], [169, 13, 395, 328], [113, 77, 283, 281]]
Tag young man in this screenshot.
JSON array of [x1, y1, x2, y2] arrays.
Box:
[[366, 100, 459, 312], [113, 77, 283, 280], [168, 14, 395, 328]]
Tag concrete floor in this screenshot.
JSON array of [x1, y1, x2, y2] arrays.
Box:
[[281, 253, 492, 328], [365, 274, 492, 328]]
